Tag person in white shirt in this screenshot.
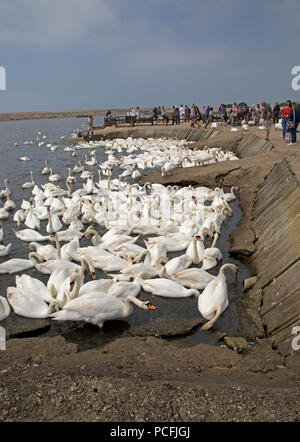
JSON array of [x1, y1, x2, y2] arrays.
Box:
[[180, 104, 185, 123]]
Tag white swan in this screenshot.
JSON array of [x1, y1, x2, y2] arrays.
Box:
[[0, 243, 12, 256], [0, 207, 9, 220], [7, 287, 60, 319], [0, 254, 37, 274], [14, 229, 50, 242], [202, 233, 222, 270], [15, 274, 56, 304], [46, 207, 62, 233], [48, 168, 61, 182], [172, 267, 216, 290], [198, 263, 238, 330], [78, 278, 114, 297], [0, 296, 11, 321], [29, 251, 80, 275], [164, 237, 198, 275], [41, 160, 50, 175], [29, 241, 57, 261], [49, 294, 156, 328], [120, 255, 168, 278], [22, 171, 35, 189], [139, 268, 200, 298], [4, 194, 15, 211]]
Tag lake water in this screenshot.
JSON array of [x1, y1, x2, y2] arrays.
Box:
[[0, 116, 250, 350]]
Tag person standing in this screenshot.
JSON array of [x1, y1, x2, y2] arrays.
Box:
[[152, 106, 158, 124], [161, 106, 169, 125], [190, 104, 196, 127], [175, 106, 180, 125], [136, 106, 141, 123], [171, 106, 176, 125], [179, 104, 185, 123], [287, 102, 300, 145], [87, 114, 94, 138], [184, 105, 190, 122], [219, 104, 227, 125], [281, 100, 292, 141], [272, 102, 280, 124], [261, 101, 272, 141]]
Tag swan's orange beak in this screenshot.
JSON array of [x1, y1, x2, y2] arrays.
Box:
[[70, 281, 75, 292], [147, 304, 156, 310], [196, 236, 202, 242], [82, 234, 86, 241], [91, 272, 96, 280]]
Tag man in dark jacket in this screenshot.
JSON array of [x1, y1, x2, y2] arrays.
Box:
[[272, 102, 280, 124]]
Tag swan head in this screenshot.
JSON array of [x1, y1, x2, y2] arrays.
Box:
[[143, 301, 157, 311]]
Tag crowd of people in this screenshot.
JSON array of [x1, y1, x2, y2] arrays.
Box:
[[94, 101, 300, 145]]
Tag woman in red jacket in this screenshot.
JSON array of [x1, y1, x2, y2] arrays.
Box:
[[282, 100, 291, 141]]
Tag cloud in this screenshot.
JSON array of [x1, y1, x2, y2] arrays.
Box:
[[0, 0, 119, 46], [117, 46, 227, 70]]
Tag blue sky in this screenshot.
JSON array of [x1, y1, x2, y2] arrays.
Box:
[[0, 0, 299, 112]]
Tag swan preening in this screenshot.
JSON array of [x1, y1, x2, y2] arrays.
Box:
[[2, 135, 240, 332]]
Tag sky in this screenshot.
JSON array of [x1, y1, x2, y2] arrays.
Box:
[[0, 0, 300, 112]]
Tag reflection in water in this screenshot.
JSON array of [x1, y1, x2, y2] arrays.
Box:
[[58, 320, 130, 351]]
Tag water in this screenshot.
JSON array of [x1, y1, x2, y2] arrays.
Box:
[[0, 116, 251, 351]]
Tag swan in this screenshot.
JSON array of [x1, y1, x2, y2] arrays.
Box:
[[186, 235, 204, 264], [30, 252, 80, 275], [84, 154, 96, 166], [78, 278, 114, 297], [7, 287, 60, 319], [132, 170, 141, 180], [66, 167, 76, 184], [0, 243, 12, 256], [13, 209, 26, 226], [29, 242, 57, 261], [22, 171, 35, 189], [4, 194, 15, 211], [14, 229, 50, 242], [172, 267, 217, 290], [0, 254, 38, 274], [42, 160, 50, 175], [146, 234, 191, 253], [0, 207, 9, 220], [82, 227, 138, 252], [164, 237, 199, 275], [48, 168, 61, 182], [223, 187, 238, 202], [202, 233, 222, 270], [15, 274, 56, 304], [198, 263, 238, 330], [79, 249, 128, 272], [120, 255, 168, 278], [161, 161, 176, 176], [0, 296, 11, 321], [49, 294, 156, 328], [54, 259, 94, 305], [24, 206, 40, 231], [46, 207, 62, 233], [139, 268, 200, 298], [107, 276, 142, 299], [0, 179, 11, 199]]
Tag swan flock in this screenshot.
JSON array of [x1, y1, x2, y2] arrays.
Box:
[[0, 134, 240, 332]]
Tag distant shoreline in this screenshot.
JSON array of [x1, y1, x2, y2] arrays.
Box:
[[0, 108, 136, 122]]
